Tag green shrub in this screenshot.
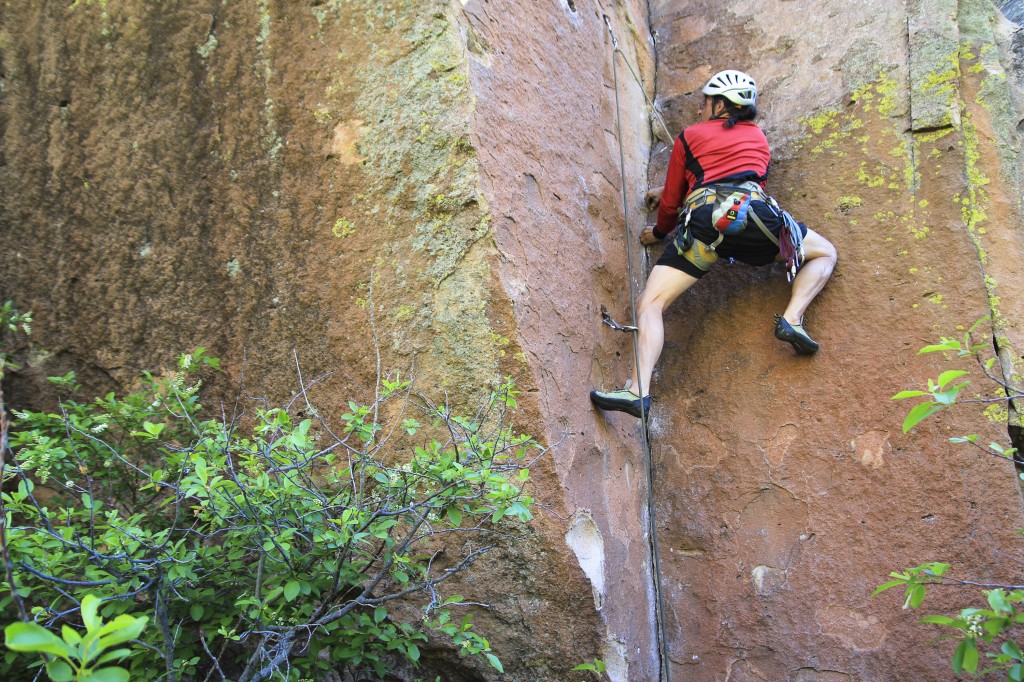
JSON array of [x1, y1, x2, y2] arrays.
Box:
[[5, 593, 147, 681], [880, 317, 1024, 680], [0, 344, 538, 681]]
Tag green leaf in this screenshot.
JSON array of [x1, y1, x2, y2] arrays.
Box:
[[962, 638, 979, 673], [920, 615, 956, 625], [4, 622, 73, 659], [485, 653, 504, 673], [953, 638, 979, 674], [95, 648, 133, 665], [932, 383, 966, 405], [892, 390, 929, 400], [989, 589, 1011, 613], [284, 580, 301, 602], [909, 581, 925, 606], [1004, 640, 1024, 662], [872, 580, 907, 596], [447, 507, 462, 526], [902, 402, 943, 433], [80, 667, 131, 682], [45, 660, 74, 682], [936, 370, 969, 389], [920, 341, 960, 354], [61, 625, 82, 645], [953, 639, 967, 673], [82, 593, 101, 631], [968, 316, 991, 333], [190, 604, 205, 621], [96, 615, 148, 649], [374, 606, 387, 624]]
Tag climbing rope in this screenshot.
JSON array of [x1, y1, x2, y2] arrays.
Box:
[[603, 15, 672, 682]]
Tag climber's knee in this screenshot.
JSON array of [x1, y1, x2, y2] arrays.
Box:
[[802, 229, 837, 266]]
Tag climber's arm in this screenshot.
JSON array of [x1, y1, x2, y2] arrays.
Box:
[[652, 136, 688, 240]]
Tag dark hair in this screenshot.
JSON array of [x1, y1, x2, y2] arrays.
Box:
[[712, 95, 758, 129]]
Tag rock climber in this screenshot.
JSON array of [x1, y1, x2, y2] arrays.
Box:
[[591, 69, 838, 418]]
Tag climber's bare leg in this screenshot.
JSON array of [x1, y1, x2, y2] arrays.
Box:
[[782, 229, 836, 325], [627, 264, 699, 398]]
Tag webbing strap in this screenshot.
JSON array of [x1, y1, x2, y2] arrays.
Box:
[[749, 210, 780, 246]]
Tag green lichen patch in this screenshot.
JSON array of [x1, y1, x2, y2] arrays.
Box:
[[332, 217, 356, 238], [350, 4, 488, 286], [800, 108, 840, 135], [197, 33, 219, 60], [959, 115, 990, 237], [836, 196, 862, 213]]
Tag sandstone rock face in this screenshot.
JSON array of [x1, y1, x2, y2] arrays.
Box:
[[0, 1, 617, 679], [639, 0, 1024, 678], [5, 0, 1024, 680]]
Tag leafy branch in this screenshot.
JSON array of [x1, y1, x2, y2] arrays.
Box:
[[881, 318, 1024, 680], [891, 317, 1021, 463], [1, 346, 541, 681]]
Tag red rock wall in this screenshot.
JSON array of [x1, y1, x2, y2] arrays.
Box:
[[460, 1, 663, 678], [0, 1, 615, 679], [634, 0, 1024, 678], [6, 0, 1024, 679]]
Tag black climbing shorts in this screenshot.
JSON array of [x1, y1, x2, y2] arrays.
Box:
[[655, 200, 809, 279]]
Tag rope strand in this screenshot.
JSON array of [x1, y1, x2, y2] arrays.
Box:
[[606, 15, 672, 682]]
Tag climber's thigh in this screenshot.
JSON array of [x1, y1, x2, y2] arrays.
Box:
[[638, 265, 699, 313], [797, 228, 836, 260]]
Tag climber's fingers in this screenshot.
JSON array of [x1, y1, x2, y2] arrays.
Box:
[[644, 186, 664, 211], [639, 226, 662, 247]]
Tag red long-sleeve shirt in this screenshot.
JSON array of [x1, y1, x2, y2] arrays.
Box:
[[654, 120, 771, 238]]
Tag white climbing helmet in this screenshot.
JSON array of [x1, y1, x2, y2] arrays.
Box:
[[702, 70, 757, 107]]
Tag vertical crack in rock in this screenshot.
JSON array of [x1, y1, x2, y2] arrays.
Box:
[[905, 11, 918, 181], [953, 0, 1024, 468]]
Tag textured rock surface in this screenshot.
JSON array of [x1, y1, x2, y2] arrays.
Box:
[[5, 0, 1024, 680], [461, 0, 662, 678], [0, 1, 622, 679], [641, 0, 1024, 678]]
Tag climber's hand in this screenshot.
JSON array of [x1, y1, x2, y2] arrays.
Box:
[[639, 226, 663, 247], [645, 187, 664, 211]]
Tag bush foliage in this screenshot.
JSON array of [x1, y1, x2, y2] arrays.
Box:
[[0, 308, 540, 681], [882, 318, 1024, 680]]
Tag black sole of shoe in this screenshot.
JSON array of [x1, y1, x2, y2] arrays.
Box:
[[590, 391, 651, 418], [774, 318, 819, 355]]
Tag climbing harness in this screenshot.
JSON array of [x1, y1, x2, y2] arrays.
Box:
[[674, 182, 806, 280], [603, 14, 672, 682]]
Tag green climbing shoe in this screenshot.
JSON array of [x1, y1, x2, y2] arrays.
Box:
[[774, 314, 819, 355], [590, 389, 651, 418]]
